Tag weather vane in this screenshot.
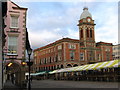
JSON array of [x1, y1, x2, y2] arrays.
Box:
[[84, 0, 87, 8]]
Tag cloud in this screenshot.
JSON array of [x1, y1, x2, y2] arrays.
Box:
[[96, 23, 118, 44], [12, 0, 119, 2], [67, 29, 79, 39], [29, 27, 80, 49], [26, 2, 83, 49], [12, 1, 118, 48], [28, 28, 63, 49]]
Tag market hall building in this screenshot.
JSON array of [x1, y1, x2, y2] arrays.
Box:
[[33, 7, 113, 73]]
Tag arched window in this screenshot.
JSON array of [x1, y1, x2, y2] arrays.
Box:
[[67, 64, 72, 67], [73, 64, 78, 67], [80, 28, 83, 38], [51, 66, 53, 70], [61, 65, 64, 68], [86, 28, 89, 38], [90, 29, 92, 38]]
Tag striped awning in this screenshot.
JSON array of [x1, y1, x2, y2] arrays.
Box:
[[48, 59, 120, 74], [30, 73, 36, 76], [49, 70, 59, 74], [82, 60, 120, 71], [83, 64, 95, 70], [35, 71, 46, 75], [75, 64, 89, 71], [57, 68, 66, 73], [113, 60, 120, 68], [88, 62, 104, 70], [68, 66, 80, 72], [95, 60, 119, 70], [95, 61, 110, 69], [104, 60, 118, 68], [27, 71, 47, 76], [62, 67, 78, 72]]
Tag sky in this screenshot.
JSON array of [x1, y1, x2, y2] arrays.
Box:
[[12, 0, 119, 49]]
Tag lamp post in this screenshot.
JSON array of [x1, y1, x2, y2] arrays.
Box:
[[27, 48, 32, 90]]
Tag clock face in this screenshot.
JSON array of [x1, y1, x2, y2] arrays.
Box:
[[87, 18, 91, 22]]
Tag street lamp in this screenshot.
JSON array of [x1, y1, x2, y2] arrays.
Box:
[[27, 48, 32, 90]]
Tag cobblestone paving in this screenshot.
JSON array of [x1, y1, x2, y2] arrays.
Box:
[[3, 80, 21, 90], [31, 79, 120, 88]]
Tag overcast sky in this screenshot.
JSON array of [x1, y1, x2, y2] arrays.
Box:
[[12, 0, 119, 49]]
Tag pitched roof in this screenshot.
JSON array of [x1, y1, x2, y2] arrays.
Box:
[[34, 38, 79, 51], [11, 1, 28, 10], [96, 41, 113, 46]]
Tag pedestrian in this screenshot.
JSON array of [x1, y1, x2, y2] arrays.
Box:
[[30, 76, 33, 82], [26, 75, 28, 81]]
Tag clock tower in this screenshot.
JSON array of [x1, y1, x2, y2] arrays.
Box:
[[78, 7, 96, 64]]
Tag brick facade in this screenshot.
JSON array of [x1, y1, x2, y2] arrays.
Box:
[[33, 7, 113, 72]]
